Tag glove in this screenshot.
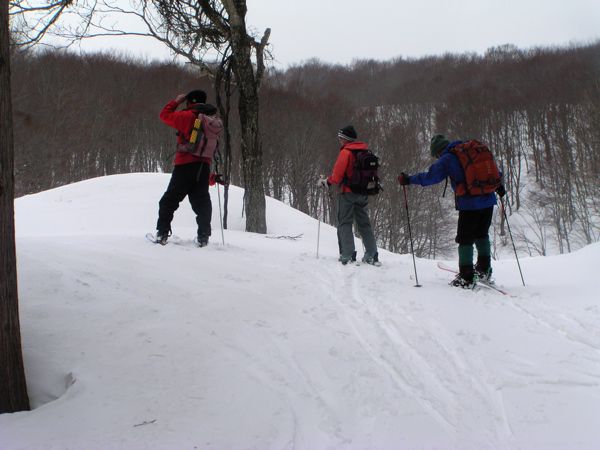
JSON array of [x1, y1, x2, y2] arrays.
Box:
[[317, 176, 330, 188], [209, 173, 228, 186], [397, 173, 410, 186], [214, 173, 228, 185], [495, 184, 506, 198]]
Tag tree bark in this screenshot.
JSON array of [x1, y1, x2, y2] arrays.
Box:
[[0, 0, 30, 413], [222, 0, 267, 233]]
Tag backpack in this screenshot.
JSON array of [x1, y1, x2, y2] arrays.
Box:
[[449, 140, 502, 196], [177, 112, 223, 160], [345, 149, 382, 195]]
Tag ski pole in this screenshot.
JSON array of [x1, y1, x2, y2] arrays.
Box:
[[402, 185, 422, 287], [217, 183, 225, 246], [500, 197, 525, 286], [316, 188, 323, 258]]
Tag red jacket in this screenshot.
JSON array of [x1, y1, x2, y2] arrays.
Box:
[[327, 141, 369, 193], [159, 100, 212, 165]]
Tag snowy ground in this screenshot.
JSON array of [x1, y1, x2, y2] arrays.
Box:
[[2, 173, 599, 449]]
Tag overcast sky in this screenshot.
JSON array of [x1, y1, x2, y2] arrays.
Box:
[[68, 0, 600, 68]]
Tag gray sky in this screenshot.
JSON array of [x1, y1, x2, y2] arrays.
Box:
[[69, 0, 600, 67]]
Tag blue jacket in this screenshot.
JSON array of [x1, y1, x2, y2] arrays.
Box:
[[409, 141, 498, 211]]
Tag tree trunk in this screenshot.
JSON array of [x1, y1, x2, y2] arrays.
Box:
[[224, 1, 267, 233], [237, 88, 266, 233], [215, 58, 233, 230], [0, 0, 30, 413]]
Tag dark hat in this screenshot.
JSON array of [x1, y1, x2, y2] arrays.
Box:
[[337, 125, 357, 141], [430, 134, 450, 157], [186, 90, 207, 104]]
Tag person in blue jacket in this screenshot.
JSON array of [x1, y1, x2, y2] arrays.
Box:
[[398, 134, 506, 288]]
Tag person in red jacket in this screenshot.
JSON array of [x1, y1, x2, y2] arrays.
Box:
[[318, 125, 380, 265], [155, 90, 223, 246]]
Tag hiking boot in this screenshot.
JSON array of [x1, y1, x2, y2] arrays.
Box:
[[338, 251, 357, 262], [362, 252, 382, 267], [197, 236, 209, 247], [339, 256, 352, 265], [156, 230, 171, 245], [475, 267, 493, 283], [339, 251, 356, 265], [450, 273, 476, 289]]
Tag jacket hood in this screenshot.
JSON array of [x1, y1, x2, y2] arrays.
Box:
[[189, 103, 218, 116], [440, 140, 463, 157], [341, 141, 368, 151]]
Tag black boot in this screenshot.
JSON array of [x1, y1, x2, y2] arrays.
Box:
[[451, 265, 475, 289], [475, 256, 492, 281], [197, 235, 209, 247], [156, 229, 171, 245]]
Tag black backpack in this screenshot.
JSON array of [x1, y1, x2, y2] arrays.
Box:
[[345, 149, 382, 195]]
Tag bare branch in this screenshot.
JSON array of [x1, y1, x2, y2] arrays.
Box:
[[9, 0, 74, 48], [254, 27, 270, 87]]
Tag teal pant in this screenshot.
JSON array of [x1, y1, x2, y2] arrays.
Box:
[[456, 207, 494, 273], [337, 192, 377, 260]]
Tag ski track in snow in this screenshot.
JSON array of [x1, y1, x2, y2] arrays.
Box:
[[315, 260, 515, 448]]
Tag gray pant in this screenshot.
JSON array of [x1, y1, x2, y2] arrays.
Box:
[[337, 192, 378, 260]]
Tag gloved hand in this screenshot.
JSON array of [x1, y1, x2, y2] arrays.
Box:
[[397, 173, 410, 185], [215, 173, 228, 185], [495, 184, 506, 198], [317, 176, 330, 188], [209, 173, 228, 186]]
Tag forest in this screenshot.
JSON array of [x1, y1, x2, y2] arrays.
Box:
[[11, 42, 600, 258]]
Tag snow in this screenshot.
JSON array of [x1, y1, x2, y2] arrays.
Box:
[[2, 173, 600, 449]]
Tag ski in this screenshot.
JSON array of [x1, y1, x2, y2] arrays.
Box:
[[437, 262, 509, 296]]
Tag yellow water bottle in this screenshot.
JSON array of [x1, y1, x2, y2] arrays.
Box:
[[190, 117, 201, 144]]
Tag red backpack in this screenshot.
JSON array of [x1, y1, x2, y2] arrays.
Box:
[[449, 140, 502, 196]]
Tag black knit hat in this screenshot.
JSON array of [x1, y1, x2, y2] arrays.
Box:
[[337, 125, 357, 141], [430, 134, 450, 157], [186, 90, 207, 104]]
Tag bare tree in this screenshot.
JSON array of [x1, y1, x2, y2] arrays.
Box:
[[59, 0, 271, 233], [1, 0, 30, 413], [3, 0, 81, 412]]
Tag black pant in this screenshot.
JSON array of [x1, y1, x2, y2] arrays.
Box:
[[157, 162, 212, 238], [455, 207, 494, 245]]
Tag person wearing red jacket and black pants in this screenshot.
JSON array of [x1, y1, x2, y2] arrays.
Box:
[[319, 125, 380, 266], [155, 90, 222, 246]]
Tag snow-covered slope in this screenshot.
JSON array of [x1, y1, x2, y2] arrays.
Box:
[[2, 173, 599, 449]]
